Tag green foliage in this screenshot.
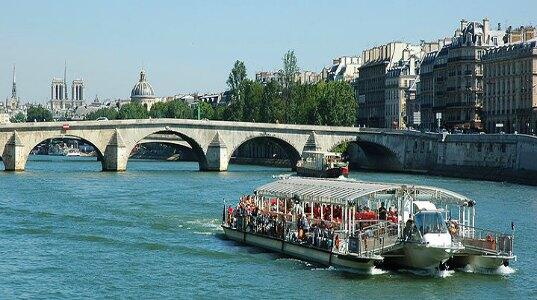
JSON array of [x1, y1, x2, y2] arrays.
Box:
[[166, 99, 192, 119], [241, 80, 264, 122], [332, 142, 348, 154], [10, 112, 26, 123], [26, 105, 53, 122], [196, 101, 215, 120], [317, 81, 356, 126], [227, 60, 247, 91], [282, 50, 299, 89], [149, 102, 168, 118], [117, 102, 149, 119], [85, 107, 118, 120]]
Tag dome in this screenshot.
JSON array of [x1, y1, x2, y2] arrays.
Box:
[[131, 69, 155, 100]]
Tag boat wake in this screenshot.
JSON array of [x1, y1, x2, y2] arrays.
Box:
[[397, 268, 455, 278], [275, 257, 314, 268], [461, 264, 516, 275]]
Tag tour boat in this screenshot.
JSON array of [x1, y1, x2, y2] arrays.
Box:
[[221, 177, 516, 273], [64, 148, 81, 157], [47, 144, 65, 156], [296, 151, 349, 178]]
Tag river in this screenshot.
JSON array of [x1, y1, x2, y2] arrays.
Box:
[[0, 156, 535, 299]]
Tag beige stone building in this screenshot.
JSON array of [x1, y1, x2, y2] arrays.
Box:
[[482, 40, 537, 134], [384, 52, 418, 129], [431, 19, 505, 131]]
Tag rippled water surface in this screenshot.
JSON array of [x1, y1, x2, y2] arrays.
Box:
[[1, 156, 535, 299]]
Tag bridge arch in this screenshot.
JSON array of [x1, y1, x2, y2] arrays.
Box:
[[229, 135, 302, 170], [132, 141, 196, 161], [5, 133, 107, 171], [128, 129, 209, 170], [330, 139, 403, 172]]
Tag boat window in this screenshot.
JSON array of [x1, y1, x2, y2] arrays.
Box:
[[414, 211, 448, 234]]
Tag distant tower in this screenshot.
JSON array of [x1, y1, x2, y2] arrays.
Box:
[[6, 64, 19, 110], [50, 78, 66, 111], [11, 64, 16, 100], [71, 79, 85, 107], [63, 61, 68, 101]]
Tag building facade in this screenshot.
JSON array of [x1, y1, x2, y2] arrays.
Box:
[[384, 52, 418, 129], [255, 70, 321, 85], [355, 42, 423, 127], [431, 19, 505, 131], [482, 40, 537, 134], [325, 56, 362, 82]]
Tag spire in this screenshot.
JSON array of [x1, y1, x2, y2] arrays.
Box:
[[63, 60, 68, 100], [139, 68, 146, 82], [11, 64, 16, 99]]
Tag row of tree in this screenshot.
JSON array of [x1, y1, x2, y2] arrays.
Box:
[[12, 50, 357, 126], [222, 51, 357, 126]]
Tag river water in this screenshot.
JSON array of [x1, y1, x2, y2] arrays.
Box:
[[0, 156, 535, 299]]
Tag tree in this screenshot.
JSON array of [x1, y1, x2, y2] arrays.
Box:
[[227, 60, 247, 94], [282, 50, 299, 89], [149, 102, 168, 118], [195, 101, 215, 120], [117, 102, 149, 119], [166, 99, 192, 119], [260, 81, 283, 123], [86, 107, 118, 120], [10, 112, 26, 123], [242, 80, 264, 122], [26, 105, 53, 122], [213, 105, 227, 120], [281, 50, 300, 123], [318, 81, 356, 126]]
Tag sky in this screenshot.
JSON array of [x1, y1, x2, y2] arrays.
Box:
[[1, 0, 536, 104]]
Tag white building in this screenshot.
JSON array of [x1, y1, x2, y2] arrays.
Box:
[[130, 69, 162, 110], [325, 56, 362, 82]]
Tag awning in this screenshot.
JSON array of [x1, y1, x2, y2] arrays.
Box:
[[254, 177, 470, 207]]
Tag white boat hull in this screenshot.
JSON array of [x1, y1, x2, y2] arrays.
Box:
[[401, 243, 455, 270], [450, 254, 515, 270], [222, 226, 377, 272]]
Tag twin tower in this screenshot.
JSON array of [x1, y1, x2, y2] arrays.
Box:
[[49, 64, 85, 112]]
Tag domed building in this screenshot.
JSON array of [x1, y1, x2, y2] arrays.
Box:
[[131, 69, 159, 110]]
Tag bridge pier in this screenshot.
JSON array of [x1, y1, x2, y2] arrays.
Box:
[[2, 131, 26, 171], [202, 132, 229, 171], [102, 130, 129, 172]]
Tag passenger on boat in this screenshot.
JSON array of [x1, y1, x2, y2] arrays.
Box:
[[448, 220, 459, 237], [387, 207, 398, 223], [378, 202, 387, 221], [403, 216, 414, 241]]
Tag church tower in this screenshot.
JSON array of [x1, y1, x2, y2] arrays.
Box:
[[6, 64, 19, 110]]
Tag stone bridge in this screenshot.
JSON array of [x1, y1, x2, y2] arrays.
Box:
[[0, 119, 431, 172], [1, 119, 537, 185]]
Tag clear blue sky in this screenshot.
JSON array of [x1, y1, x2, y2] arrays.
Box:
[[1, 0, 535, 103]]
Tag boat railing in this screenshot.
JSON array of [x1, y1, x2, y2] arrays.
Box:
[[452, 223, 514, 256], [345, 222, 399, 257]]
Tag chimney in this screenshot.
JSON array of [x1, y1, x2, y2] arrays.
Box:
[[461, 19, 468, 31], [483, 18, 490, 43], [409, 55, 416, 76]]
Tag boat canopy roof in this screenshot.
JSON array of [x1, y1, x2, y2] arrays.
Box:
[[254, 177, 471, 207], [302, 150, 341, 156]]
